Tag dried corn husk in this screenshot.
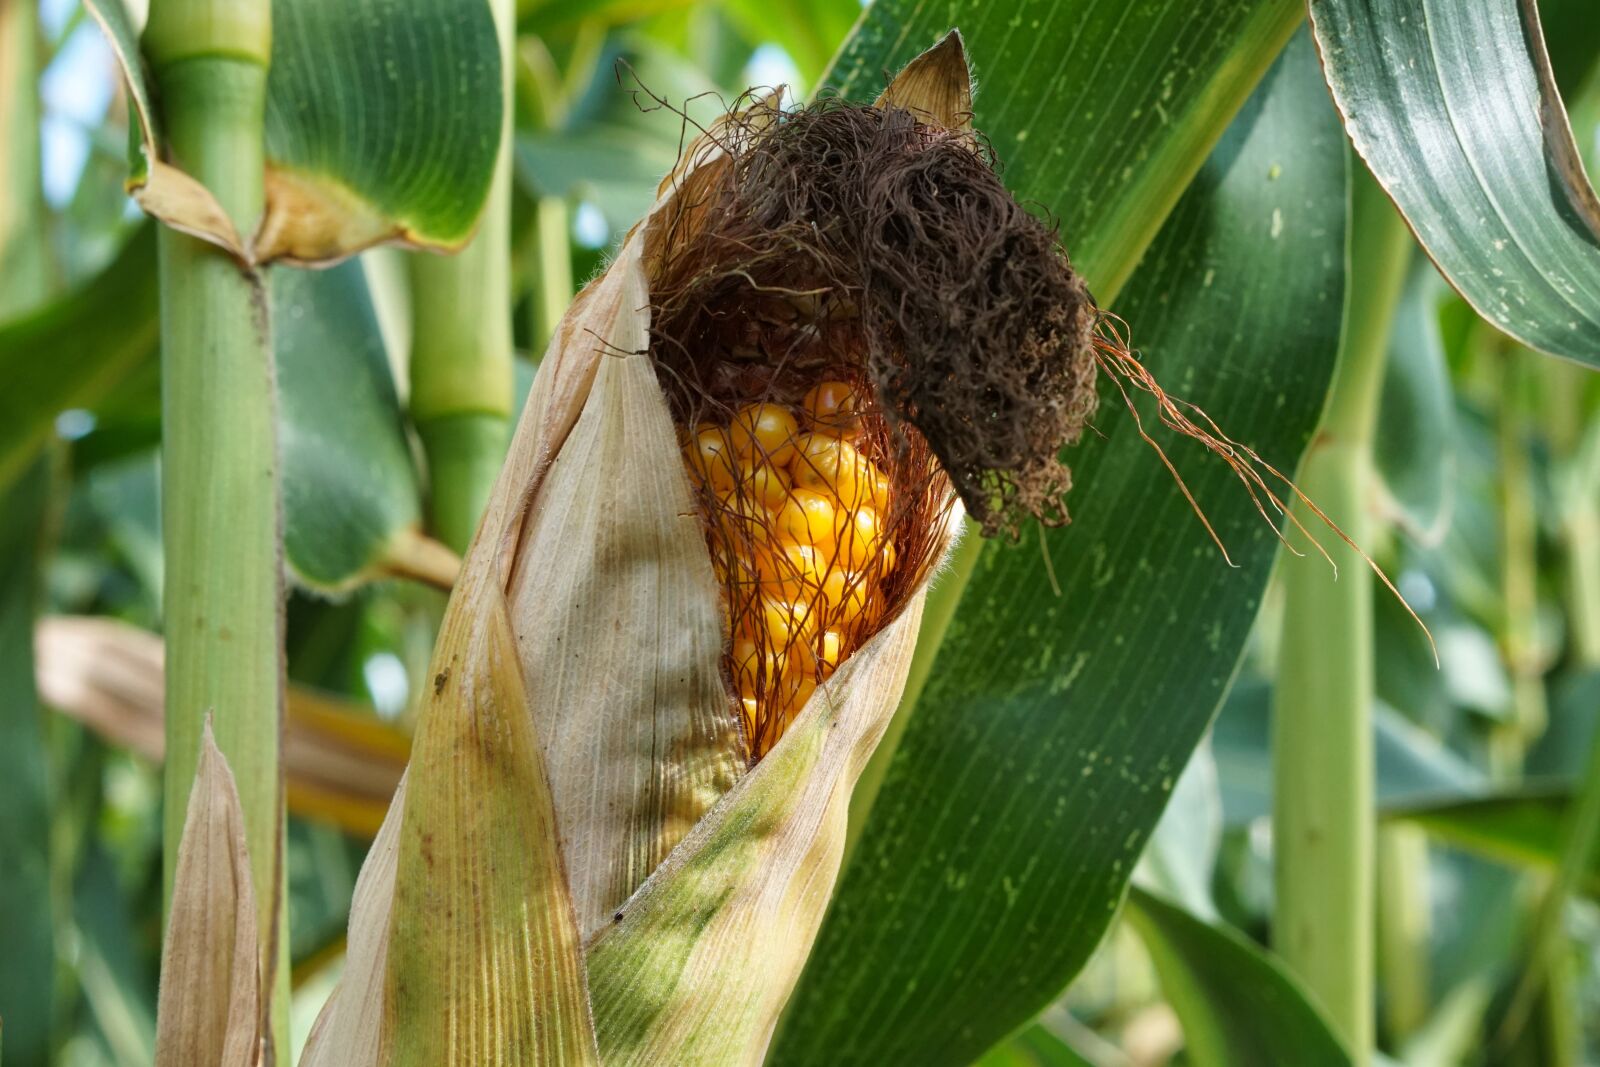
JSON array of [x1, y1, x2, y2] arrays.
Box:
[[307, 35, 971, 1066], [155, 723, 261, 1067]]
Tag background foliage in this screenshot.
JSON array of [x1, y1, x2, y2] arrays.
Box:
[[3, 0, 1600, 1064]]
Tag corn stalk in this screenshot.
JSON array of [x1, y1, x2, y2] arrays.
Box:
[[407, 0, 516, 553], [143, 0, 287, 1052], [1273, 165, 1411, 1062]]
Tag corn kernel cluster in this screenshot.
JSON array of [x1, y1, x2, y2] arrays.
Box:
[[682, 381, 897, 754]]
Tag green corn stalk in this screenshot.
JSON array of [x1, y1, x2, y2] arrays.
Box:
[[407, 0, 516, 553], [142, 0, 288, 1052], [1273, 165, 1411, 1063]]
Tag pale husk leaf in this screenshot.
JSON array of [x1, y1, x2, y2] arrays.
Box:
[[585, 592, 929, 1065], [154, 721, 260, 1067], [871, 29, 973, 130], [506, 252, 743, 936], [299, 775, 406, 1067], [381, 574, 599, 1065]]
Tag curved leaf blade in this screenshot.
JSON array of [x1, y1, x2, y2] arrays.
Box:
[[0, 224, 158, 492], [0, 463, 56, 1065], [822, 0, 1305, 300], [259, 0, 503, 263], [1308, 0, 1600, 363], [273, 263, 436, 593], [775, 31, 1347, 1064], [84, 0, 503, 264], [1126, 888, 1352, 1067]]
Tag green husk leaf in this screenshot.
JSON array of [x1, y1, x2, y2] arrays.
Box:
[[585, 597, 929, 1065], [382, 575, 598, 1064], [504, 251, 742, 937]]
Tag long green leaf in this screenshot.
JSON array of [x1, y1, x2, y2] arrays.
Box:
[[975, 1025, 1093, 1067], [85, 0, 503, 264], [0, 225, 158, 492], [1375, 263, 1456, 541], [1308, 0, 1600, 363], [1126, 888, 1352, 1067], [0, 461, 56, 1066], [260, 0, 503, 262], [774, 29, 1345, 1064], [274, 263, 441, 593], [1387, 788, 1600, 897]]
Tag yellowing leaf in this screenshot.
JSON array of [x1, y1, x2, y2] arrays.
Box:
[[155, 722, 261, 1067], [300, 775, 406, 1067], [382, 573, 598, 1064]]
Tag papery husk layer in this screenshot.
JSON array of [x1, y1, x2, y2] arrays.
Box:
[[154, 723, 261, 1067], [305, 39, 970, 1067]]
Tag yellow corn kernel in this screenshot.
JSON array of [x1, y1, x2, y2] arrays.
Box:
[[818, 630, 842, 671], [686, 423, 738, 494], [755, 540, 823, 599], [802, 380, 862, 437], [751, 596, 817, 648], [739, 457, 792, 510], [732, 635, 786, 690], [730, 403, 799, 466], [773, 487, 837, 548], [835, 504, 886, 568], [819, 568, 869, 618], [858, 456, 892, 513], [790, 431, 861, 502]]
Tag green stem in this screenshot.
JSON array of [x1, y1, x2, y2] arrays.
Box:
[[1554, 394, 1600, 668], [0, 0, 48, 319], [408, 0, 515, 554], [1498, 712, 1600, 1055], [1492, 350, 1545, 773], [1375, 824, 1430, 1044], [527, 195, 573, 356], [1272, 165, 1411, 1063], [145, 1, 288, 1057]]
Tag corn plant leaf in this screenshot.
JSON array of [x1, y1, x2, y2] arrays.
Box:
[[84, 0, 502, 264], [0, 223, 158, 493], [1375, 262, 1456, 542], [154, 723, 260, 1067], [78, 0, 244, 253], [0, 462, 55, 1066], [1210, 679, 1483, 826], [1308, 0, 1600, 364], [257, 0, 503, 263], [1386, 788, 1600, 896], [974, 1026, 1093, 1067], [773, 30, 1346, 1064], [382, 576, 598, 1064], [272, 263, 450, 593], [585, 595, 929, 1065], [1125, 888, 1352, 1067]]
